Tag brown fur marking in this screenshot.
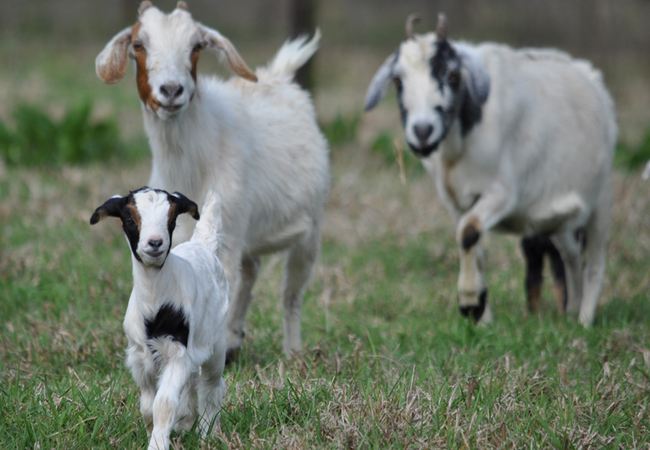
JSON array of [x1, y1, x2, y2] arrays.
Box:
[[527, 284, 542, 314], [127, 200, 142, 231], [190, 49, 200, 83], [132, 22, 159, 111]]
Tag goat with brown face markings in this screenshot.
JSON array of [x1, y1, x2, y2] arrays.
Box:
[[91, 186, 228, 450], [96, 2, 330, 361], [365, 14, 616, 326]]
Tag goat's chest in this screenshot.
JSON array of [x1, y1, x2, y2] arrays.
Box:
[[425, 155, 490, 214], [123, 302, 191, 385]]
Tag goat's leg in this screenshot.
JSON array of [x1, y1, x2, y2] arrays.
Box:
[[175, 373, 197, 432], [225, 255, 261, 363], [140, 387, 156, 437], [521, 236, 546, 314], [551, 231, 583, 315], [282, 226, 321, 358], [521, 236, 568, 314], [148, 356, 191, 450], [579, 195, 611, 327], [546, 238, 568, 314], [197, 347, 226, 436], [456, 184, 516, 323]]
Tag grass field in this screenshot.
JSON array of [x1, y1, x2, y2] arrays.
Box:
[[1, 36, 650, 449]]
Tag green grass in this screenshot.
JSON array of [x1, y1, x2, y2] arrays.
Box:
[[1, 37, 650, 450], [1, 160, 649, 449]]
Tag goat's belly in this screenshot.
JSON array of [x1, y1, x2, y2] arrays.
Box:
[[245, 214, 313, 256], [497, 193, 589, 235]]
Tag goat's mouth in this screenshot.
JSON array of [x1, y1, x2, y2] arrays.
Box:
[[407, 140, 440, 158], [143, 250, 165, 258], [152, 100, 185, 114]]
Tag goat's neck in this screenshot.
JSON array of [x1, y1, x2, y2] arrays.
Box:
[[130, 253, 175, 309], [141, 88, 223, 197]]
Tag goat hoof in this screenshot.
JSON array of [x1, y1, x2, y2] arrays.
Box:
[[459, 288, 488, 323], [225, 347, 240, 365]]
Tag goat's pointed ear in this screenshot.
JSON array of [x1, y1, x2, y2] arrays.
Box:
[[171, 192, 200, 221], [197, 24, 258, 82], [90, 196, 126, 225], [364, 52, 398, 111], [96, 27, 133, 84]]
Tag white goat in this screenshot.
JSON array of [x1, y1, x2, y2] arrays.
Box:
[[96, 1, 330, 360], [91, 186, 228, 450], [365, 14, 617, 326]]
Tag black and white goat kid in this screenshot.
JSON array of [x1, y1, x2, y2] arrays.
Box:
[[90, 186, 228, 450], [365, 14, 616, 326]]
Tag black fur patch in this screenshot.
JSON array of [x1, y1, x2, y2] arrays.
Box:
[[521, 236, 567, 310], [459, 288, 487, 323], [461, 222, 481, 251], [144, 303, 190, 348], [459, 91, 483, 136]]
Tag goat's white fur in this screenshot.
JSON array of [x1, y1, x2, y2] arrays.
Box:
[[366, 31, 617, 326], [96, 4, 329, 358], [94, 186, 228, 450]]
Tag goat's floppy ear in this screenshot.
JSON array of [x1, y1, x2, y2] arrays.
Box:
[[364, 52, 398, 111], [90, 196, 126, 225], [197, 24, 258, 82], [96, 27, 133, 84], [458, 47, 490, 106], [171, 192, 200, 221]]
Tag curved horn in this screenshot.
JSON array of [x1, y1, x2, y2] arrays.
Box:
[[436, 13, 448, 41], [405, 14, 421, 39], [176, 1, 189, 10], [139, 1, 153, 15]]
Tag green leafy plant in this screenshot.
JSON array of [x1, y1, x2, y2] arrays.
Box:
[[321, 113, 360, 147], [0, 100, 123, 166], [614, 130, 650, 170]]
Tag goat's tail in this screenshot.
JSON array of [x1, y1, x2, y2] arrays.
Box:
[[265, 29, 321, 80], [191, 185, 222, 256]]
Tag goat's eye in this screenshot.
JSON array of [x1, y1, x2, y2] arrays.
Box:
[[124, 217, 136, 227], [192, 41, 205, 53], [448, 70, 460, 85], [132, 41, 144, 52]]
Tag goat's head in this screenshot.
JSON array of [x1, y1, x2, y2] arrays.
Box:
[[365, 13, 491, 157], [90, 187, 200, 267], [96, 1, 258, 120]]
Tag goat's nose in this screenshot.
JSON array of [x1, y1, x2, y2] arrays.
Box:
[[148, 238, 163, 249], [159, 83, 184, 100], [414, 123, 433, 143]]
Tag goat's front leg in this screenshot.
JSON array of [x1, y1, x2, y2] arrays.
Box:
[[148, 356, 191, 450], [456, 183, 515, 323]]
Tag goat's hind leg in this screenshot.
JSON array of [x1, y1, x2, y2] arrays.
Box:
[[551, 231, 583, 316], [225, 255, 261, 363], [579, 198, 611, 327], [282, 225, 321, 358], [521, 236, 567, 314], [197, 348, 226, 436]]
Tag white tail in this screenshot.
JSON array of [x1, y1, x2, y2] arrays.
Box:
[[191, 185, 222, 255], [266, 29, 321, 80]]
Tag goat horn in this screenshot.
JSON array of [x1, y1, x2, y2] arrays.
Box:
[[139, 1, 153, 15], [176, 1, 189, 10], [436, 13, 448, 41], [405, 14, 421, 39]]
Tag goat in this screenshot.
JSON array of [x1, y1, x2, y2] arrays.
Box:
[[90, 186, 228, 450], [95, 1, 330, 360], [365, 14, 616, 326]]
